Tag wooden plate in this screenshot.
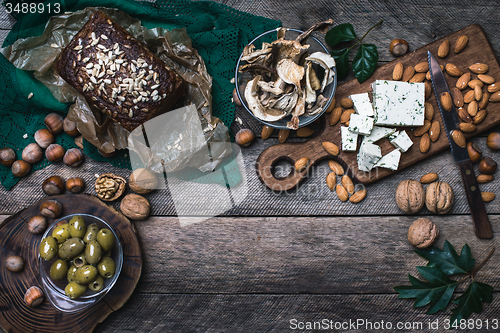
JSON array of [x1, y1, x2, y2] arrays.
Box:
[[0, 194, 142, 333]]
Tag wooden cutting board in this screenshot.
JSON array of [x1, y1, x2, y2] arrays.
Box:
[[256, 24, 500, 191]]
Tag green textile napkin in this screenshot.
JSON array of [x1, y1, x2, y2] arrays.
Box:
[[0, 0, 280, 190]]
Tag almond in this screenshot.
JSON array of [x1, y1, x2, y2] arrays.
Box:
[[297, 127, 314, 137], [451, 87, 464, 108], [451, 130, 466, 148], [409, 72, 426, 83], [488, 82, 500, 93], [468, 100, 478, 117], [415, 62, 429, 73], [468, 79, 483, 89], [420, 133, 430, 153], [477, 174, 494, 183], [425, 102, 434, 121], [349, 189, 367, 203], [261, 125, 274, 140], [322, 141, 340, 156], [336, 184, 349, 202], [426, 71, 431, 81], [481, 192, 496, 202], [294, 157, 309, 172], [469, 63, 489, 74], [393, 62, 404, 80], [464, 90, 475, 103], [328, 160, 344, 175], [438, 39, 450, 58], [340, 97, 354, 108], [329, 107, 342, 126], [440, 92, 453, 111], [278, 129, 290, 143], [474, 109, 487, 125], [490, 91, 500, 102], [324, 97, 336, 113], [341, 109, 355, 123], [459, 122, 477, 133], [474, 85, 482, 101], [326, 172, 336, 191], [478, 74, 495, 85], [445, 63, 462, 77], [425, 81, 432, 100], [420, 172, 439, 184], [454, 35, 468, 53], [429, 121, 440, 142], [414, 119, 431, 136], [402, 66, 415, 82], [341, 175, 355, 195], [458, 107, 472, 123], [456, 73, 471, 90]]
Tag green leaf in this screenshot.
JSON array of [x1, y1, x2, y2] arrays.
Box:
[[394, 266, 457, 314], [415, 240, 475, 275], [325, 23, 356, 47], [330, 48, 350, 79], [351, 44, 378, 83], [450, 281, 493, 323]]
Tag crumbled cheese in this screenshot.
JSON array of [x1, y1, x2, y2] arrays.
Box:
[[350, 92, 374, 117], [390, 130, 413, 152], [348, 114, 374, 135], [341, 126, 358, 151], [373, 149, 401, 170]]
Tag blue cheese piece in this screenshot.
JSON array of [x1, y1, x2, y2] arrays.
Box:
[[372, 80, 425, 127], [363, 126, 397, 144], [373, 149, 401, 170], [357, 141, 382, 172], [390, 130, 413, 152], [341, 126, 358, 151], [350, 92, 374, 117], [348, 114, 374, 135]]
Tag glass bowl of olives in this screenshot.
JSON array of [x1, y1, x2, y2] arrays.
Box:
[[38, 213, 123, 313]]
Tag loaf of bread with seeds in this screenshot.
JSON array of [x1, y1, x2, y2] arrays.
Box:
[[57, 11, 186, 132]]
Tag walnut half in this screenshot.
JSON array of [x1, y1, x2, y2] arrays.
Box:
[[407, 218, 439, 248]]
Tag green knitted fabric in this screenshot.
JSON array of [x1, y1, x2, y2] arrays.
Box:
[[0, 0, 280, 190]]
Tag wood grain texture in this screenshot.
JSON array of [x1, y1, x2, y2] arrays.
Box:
[[0, 195, 142, 333]]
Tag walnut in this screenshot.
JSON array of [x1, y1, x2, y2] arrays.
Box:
[[120, 193, 151, 220], [395, 180, 425, 214], [408, 218, 439, 248], [129, 168, 159, 194], [425, 181, 454, 214]]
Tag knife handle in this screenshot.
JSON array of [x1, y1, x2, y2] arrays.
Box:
[[459, 160, 493, 239]]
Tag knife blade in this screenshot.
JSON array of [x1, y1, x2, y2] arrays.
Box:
[[428, 51, 493, 239]]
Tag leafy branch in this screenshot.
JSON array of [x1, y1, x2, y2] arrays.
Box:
[[394, 240, 495, 325], [325, 20, 383, 83]]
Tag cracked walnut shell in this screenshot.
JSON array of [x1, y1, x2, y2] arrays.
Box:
[[95, 173, 126, 201], [425, 181, 454, 214], [407, 218, 439, 248], [395, 180, 425, 214]]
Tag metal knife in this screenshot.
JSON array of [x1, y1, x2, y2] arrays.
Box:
[[428, 51, 493, 239]]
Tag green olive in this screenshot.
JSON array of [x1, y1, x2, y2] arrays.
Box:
[[67, 265, 78, 283], [85, 240, 102, 265], [72, 253, 87, 268], [39, 236, 58, 261], [50, 259, 68, 280], [52, 224, 71, 244], [74, 265, 98, 284], [88, 275, 104, 292], [96, 228, 114, 252], [68, 215, 87, 238], [58, 237, 85, 260], [83, 223, 99, 243], [97, 257, 116, 278], [65, 281, 87, 299]]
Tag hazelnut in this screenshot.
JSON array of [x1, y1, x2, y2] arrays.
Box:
[[389, 39, 409, 56], [22, 143, 43, 164], [24, 286, 44, 307], [232, 88, 242, 106], [44, 113, 64, 134], [395, 179, 425, 214], [120, 193, 151, 220], [42, 175, 65, 195], [479, 157, 497, 174], [426, 181, 454, 214], [0, 147, 16, 167], [466, 142, 482, 163], [34, 128, 55, 149], [6, 255, 25, 272], [407, 218, 439, 248], [486, 132, 500, 150], [39, 199, 62, 218], [45, 144, 65, 163], [235, 128, 255, 147], [63, 117, 79, 136], [63, 148, 84, 167], [11, 160, 31, 177], [66, 177, 86, 193], [27, 215, 47, 234], [129, 168, 159, 194]]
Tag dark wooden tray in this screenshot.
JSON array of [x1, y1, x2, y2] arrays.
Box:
[[0, 194, 142, 333]]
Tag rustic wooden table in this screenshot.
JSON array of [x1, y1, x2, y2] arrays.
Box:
[[1, 1, 500, 332]]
